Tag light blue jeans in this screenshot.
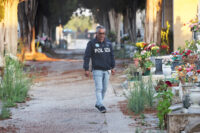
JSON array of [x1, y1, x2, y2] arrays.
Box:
[[93, 70, 110, 107]]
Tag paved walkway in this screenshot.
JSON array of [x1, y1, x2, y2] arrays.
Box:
[[0, 60, 135, 133]]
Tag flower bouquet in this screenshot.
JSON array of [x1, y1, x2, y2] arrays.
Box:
[[160, 44, 169, 55], [145, 43, 160, 56], [134, 50, 153, 75], [163, 57, 173, 66], [135, 42, 148, 52], [171, 51, 182, 61], [186, 17, 200, 32], [175, 63, 198, 84], [181, 50, 198, 64]]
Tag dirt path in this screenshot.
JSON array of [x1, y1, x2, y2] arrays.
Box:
[[0, 59, 131, 133]]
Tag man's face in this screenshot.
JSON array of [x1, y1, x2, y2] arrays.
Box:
[[96, 29, 105, 43]]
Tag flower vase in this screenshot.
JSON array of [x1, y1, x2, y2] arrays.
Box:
[[155, 58, 163, 75], [143, 68, 150, 76], [150, 67, 156, 74], [162, 65, 172, 77], [150, 56, 156, 65], [193, 31, 200, 40], [182, 82, 194, 95], [180, 83, 194, 109], [189, 88, 200, 110]]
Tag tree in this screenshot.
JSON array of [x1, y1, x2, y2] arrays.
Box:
[[0, 0, 19, 65], [65, 16, 95, 32], [144, 0, 163, 45], [79, 0, 146, 43], [18, 0, 38, 52], [17, 0, 78, 53]]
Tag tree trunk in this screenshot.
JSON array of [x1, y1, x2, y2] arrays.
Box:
[[145, 0, 163, 44], [123, 11, 129, 35], [102, 12, 110, 33], [108, 9, 121, 45], [0, 0, 19, 66], [17, 0, 38, 52], [126, 7, 137, 43]]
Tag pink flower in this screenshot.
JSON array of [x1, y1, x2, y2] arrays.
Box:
[[141, 50, 146, 55], [186, 68, 191, 72]]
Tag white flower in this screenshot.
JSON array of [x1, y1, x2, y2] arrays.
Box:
[[141, 50, 146, 55], [187, 71, 193, 77]]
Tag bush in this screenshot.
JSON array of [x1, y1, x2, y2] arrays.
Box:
[[127, 76, 155, 114], [0, 104, 10, 119], [124, 64, 140, 81], [0, 55, 32, 107], [107, 31, 116, 42], [114, 49, 131, 59]]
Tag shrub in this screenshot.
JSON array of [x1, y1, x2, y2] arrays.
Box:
[[156, 83, 173, 129], [0, 55, 32, 107], [127, 76, 155, 114], [0, 104, 10, 119]]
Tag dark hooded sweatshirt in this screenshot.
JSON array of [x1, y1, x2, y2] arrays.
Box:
[[83, 38, 115, 71]]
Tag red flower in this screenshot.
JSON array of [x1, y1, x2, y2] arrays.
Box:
[[186, 52, 190, 56], [165, 81, 172, 87], [178, 66, 183, 71], [197, 69, 200, 73], [161, 45, 169, 49]]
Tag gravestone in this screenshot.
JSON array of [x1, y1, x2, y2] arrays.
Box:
[[155, 58, 163, 74], [168, 111, 200, 133]]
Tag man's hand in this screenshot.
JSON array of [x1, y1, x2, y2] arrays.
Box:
[[85, 70, 90, 77], [111, 69, 115, 75]]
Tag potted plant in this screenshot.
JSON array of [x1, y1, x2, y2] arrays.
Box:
[[134, 50, 153, 76], [143, 60, 154, 76], [155, 80, 173, 129]]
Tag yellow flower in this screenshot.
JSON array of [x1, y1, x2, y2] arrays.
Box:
[[151, 46, 159, 50], [136, 42, 145, 48]]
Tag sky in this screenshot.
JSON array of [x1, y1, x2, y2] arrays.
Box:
[[73, 8, 92, 16]]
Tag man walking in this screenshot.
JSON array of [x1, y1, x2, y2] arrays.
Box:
[[83, 25, 115, 113]]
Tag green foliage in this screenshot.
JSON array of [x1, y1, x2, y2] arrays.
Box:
[[38, 0, 78, 26], [0, 55, 32, 107], [64, 16, 95, 32], [0, 105, 10, 119], [177, 46, 185, 53], [114, 49, 130, 59], [146, 76, 155, 107], [107, 31, 116, 42], [127, 76, 155, 114], [128, 81, 145, 114], [185, 40, 200, 52], [156, 84, 173, 129], [124, 64, 140, 81]]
